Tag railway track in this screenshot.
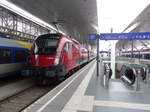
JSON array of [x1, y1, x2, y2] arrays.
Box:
[[0, 62, 89, 112], [0, 75, 25, 87], [0, 85, 54, 112]]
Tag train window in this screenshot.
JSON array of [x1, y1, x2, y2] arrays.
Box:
[[15, 50, 26, 62], [147, 54, 150, 59], [63, 43, 69, 52], [47, 40, 58, 47], [141, 54, 144, 59], [134, 54, 142, 58], [72, 44, 78, 55], [144, 54, 150, 59], [0, 49, 11, 64], [36, 38, 58, 48], [34, 38, 58, 55], [69, 43, 72, 50], [135, 54, 138, 58]]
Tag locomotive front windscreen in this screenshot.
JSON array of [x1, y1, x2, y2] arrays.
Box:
[[34, 37, 58, 55]]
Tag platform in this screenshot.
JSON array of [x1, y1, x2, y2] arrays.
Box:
[[23, 60, 150, 112]]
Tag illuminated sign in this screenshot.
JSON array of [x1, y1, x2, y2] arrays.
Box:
[[100, 32, 150, 40]]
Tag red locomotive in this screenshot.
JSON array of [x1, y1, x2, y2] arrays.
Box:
[[22, 33, 95, 84]]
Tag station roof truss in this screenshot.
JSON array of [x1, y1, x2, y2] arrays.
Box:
[[6, 0, 98, 47], [0, 6, 57, 42]]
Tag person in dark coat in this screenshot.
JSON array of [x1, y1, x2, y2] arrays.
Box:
[[109, 68, 112, 79]]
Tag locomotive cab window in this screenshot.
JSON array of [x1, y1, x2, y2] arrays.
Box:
[[0, 49, 11, 64], [34, 37, 58, 55]]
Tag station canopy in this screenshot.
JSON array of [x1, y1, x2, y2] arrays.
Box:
[[8, 0, 98, 47], [116, 4, 150, 52]]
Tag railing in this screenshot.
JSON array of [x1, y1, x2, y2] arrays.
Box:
[[120, 65, 141, 91]]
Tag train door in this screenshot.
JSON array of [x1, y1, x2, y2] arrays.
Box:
[[72, 44, 79, 67], [61, 43, 69, 71], [61, 42, 73, 71], [68, 43, 73, 70]]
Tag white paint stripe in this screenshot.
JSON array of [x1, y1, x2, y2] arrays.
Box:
[[25, 61, 94, 112], [62, 63, 96, 112], [94, 100, 150, 111]]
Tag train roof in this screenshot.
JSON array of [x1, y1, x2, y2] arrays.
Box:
[[35, 33, 83, 47], [0, 37, 30, 49], [36, 33, 63, 39], [15, 40, 31, 49]]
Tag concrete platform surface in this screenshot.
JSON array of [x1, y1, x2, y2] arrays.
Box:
[[23, 60, 150, 112]]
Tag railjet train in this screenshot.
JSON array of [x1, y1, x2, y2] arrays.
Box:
[[22, 33, 95, 84]]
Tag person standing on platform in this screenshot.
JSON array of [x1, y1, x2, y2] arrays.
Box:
[[108, 63, 112, 79], [109, 68, 112, 79]]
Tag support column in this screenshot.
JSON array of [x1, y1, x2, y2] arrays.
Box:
[[97, 34, 100, 76], [111, 41, 116, 79]]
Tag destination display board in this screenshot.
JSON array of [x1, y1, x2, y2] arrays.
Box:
[[100, 32, 150, 40], [89, 32, 150, 40]]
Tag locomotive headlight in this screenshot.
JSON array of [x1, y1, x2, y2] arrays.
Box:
[[54, 57, 60, 65]]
